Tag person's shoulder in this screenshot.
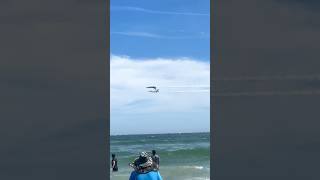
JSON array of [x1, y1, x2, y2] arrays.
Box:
[[129, 171, 138, 180], [155, 171, 163, 180], [146, 171, 159, 177], [150, 171, 161, 175]]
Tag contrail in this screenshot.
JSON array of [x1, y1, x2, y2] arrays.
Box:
[[111, 6, 210, 16], [173, 90, 210, 93], [212, 74, 320, 81], [111, 31, 208, 39], [213, 90, 320, 97], [166, 85, 209, 88], [111, 32, 163, 38], [163, 85, 210, 93]]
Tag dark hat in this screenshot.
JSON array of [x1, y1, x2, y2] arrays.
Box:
[[132, 152, 153, 168]]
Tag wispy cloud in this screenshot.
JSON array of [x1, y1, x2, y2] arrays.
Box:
[[111, 55, 210, 114], [111, 31, 209, 39], [214, 90, 320, 97], [213, 74, 320, 81], [111, 6, 209, 16], [174, 90, 210, 93], [111, 32, 163, 38], [167, 85, 209, 88], [167, 85, 209, 93]]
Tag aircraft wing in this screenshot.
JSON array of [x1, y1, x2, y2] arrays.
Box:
[[146, 86, 156, 89]]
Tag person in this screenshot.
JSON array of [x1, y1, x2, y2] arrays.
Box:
[[111, 154, 118, 172], [151, 150, 160, 170], [129, 152, 163, 180]]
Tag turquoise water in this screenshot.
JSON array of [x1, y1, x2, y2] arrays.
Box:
[[110, 132, 210, 180]]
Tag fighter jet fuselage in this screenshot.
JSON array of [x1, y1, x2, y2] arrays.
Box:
[[146, 86, 159, 93]]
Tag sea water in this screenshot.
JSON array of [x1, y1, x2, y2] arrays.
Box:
[[110, 132, 210, 180]]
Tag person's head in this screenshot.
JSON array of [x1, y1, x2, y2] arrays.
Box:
[[152, 150, 156, 155], [138, 152, 149, 164], [112, 154, 115, 159], [132, 152, 153, 170]]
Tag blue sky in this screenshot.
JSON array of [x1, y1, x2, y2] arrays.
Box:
[[111, 0, 210, 60], [110, 0, 210, 135]]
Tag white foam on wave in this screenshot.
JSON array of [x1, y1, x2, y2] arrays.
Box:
[[180, 165, 205, 170], [185, 177, 210, 180], [111, 174, 128, 177], [194, 166, 204, 170]]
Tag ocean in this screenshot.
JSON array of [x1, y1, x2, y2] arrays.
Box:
[[110, 132, 210, 180]]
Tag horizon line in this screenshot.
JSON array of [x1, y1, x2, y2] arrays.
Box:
[[110, 131, 210, 136]]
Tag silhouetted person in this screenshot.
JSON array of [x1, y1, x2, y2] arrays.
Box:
[[111, 154, 118, 172], [151, 150, 160, 170]]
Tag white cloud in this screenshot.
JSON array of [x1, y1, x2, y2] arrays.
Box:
[[111, 55, 210, 114]]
